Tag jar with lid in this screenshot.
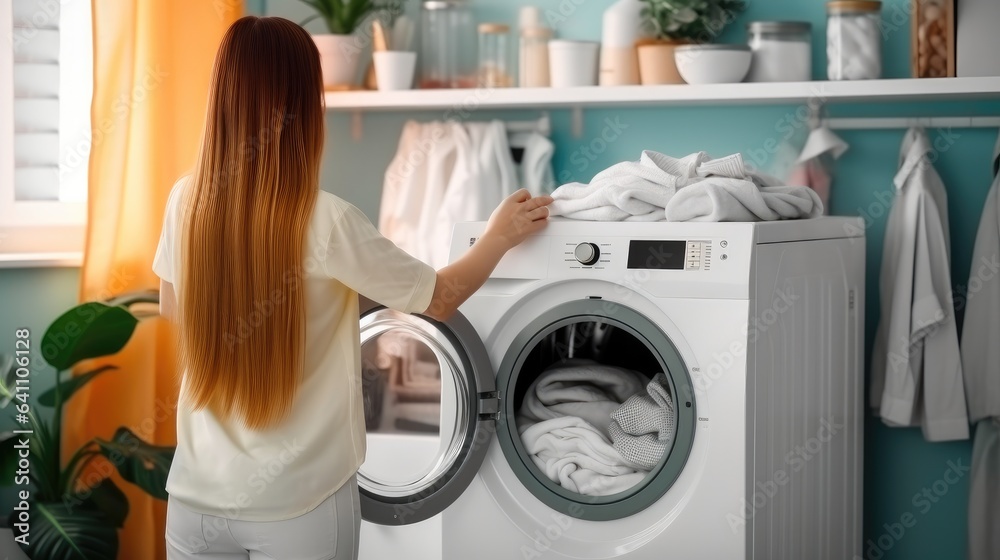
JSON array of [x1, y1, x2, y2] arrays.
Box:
[[478, 23, 513, 88], [827, 1, 882, 80], [746, 21, 812, 82], [419, 0, 477, 88], [518, 6, 552, 88]]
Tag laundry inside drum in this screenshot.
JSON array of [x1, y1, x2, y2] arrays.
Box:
[[513, 320, 677, 497]]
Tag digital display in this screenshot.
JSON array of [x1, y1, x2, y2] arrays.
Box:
[[627, 240, 687, 270]]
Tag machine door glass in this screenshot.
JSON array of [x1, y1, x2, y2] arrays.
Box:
[[496, 299, 697, 521], [357, 299, 495, 525]]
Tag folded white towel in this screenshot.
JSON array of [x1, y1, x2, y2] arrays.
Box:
[[549, 150, 823, 222]]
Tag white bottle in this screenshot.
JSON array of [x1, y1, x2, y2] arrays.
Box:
[[599, 0, 647, 86], [518, 6, 553, 88]]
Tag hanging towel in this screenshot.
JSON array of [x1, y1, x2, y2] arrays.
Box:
[[509, 131, 557, 196], [787, 125, 849, 213], [609, 373, 676, 470], [962, 130, 1000, 560], [547, 151, 823, 222], [869, 128, 969, 442]]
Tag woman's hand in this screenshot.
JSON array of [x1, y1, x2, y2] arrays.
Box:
[[482, 189, 554, 251]]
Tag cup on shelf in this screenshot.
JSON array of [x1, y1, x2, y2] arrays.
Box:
[[548, 40, 600, 87], [373, 51, 417, 91]]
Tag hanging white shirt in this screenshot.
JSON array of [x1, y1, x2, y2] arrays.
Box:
[[869, 128, 969, 442], [963, 131, 1000, 560]]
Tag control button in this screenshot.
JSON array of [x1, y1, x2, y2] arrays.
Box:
[[721, 254, 728, 260], [574, 242, 600, 266], [720, 240, 728, 248]]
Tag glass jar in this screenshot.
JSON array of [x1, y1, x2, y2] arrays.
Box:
[[419, 0, 477, 89], [827, 1, 882, 80], [746, 21, 812, 82], [478, 23, 513, 88]]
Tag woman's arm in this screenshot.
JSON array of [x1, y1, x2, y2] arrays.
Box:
[[423, 189, 552, 321]]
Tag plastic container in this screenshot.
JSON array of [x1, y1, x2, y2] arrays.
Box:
[[419, 0, 477, 88], [373, 51, 417, 91], [599, 0, 646, 86], [747, 21, 812, 82], [478, 23, 513, 88], [518, 7, 552, 88], [827, 1, 882, 80], [548, 40, 600, 87]]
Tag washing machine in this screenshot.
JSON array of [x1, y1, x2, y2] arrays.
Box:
[[356, 217, 865, 560]]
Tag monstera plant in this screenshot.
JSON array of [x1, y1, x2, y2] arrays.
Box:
[[0, 291, 175, 560]]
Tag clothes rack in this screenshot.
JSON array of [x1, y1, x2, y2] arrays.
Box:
[[824, 116, 1000, 130], [505, 112, 551, 136]]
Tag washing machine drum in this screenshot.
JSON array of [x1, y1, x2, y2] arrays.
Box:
[[495, 299, 696, 521], [355, 298, 695, 525]]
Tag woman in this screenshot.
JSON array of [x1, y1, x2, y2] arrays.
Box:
[[153, 16, 552, 560]]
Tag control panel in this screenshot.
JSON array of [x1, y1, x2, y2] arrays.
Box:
[[564, 239, 714, 271]]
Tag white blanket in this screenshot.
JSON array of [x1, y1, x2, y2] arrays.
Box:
[[548, 151, 823, 222], [516, 362, 651, 496]]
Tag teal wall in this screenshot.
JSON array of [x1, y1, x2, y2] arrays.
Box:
[[1, 1, 995, 558]]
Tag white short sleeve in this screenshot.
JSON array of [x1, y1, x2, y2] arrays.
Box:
[[152, 178, 186, 283], [323, 201, 437, 314]]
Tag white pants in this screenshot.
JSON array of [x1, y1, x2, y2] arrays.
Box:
[[166, 475, 360, 560]]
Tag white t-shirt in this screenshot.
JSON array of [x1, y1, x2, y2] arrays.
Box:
[[152, 176, 437, 521]]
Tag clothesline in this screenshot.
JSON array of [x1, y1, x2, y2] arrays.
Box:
[[824, 116, 1000, 130]]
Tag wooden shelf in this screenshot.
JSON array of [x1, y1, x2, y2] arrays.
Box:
[[324, 77, 1000, 112]]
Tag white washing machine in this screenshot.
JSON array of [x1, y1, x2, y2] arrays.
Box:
[[356, 217, 865, 560]]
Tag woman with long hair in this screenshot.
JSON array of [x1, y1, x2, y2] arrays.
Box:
[[153, 16, 551, 559]]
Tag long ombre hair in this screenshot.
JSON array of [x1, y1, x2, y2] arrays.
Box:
[[177, 16, 324, 430]]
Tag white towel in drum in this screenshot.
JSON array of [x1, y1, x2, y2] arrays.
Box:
[[548, 151, 823, 222], [609, 373, 676, 470], [518, 416, 649, 496], [516, 362, 649, 440]]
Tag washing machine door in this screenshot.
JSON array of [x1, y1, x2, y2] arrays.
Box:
[[357, 297, 495, 525]]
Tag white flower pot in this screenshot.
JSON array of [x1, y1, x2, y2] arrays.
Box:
[[312, 34, 362, 89]]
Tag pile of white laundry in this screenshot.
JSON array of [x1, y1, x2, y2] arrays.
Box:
[[548, 150, 823, 222], [516, 361, 676, 496], [379, 120, 555, 268]]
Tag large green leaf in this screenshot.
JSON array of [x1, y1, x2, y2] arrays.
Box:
[[9, 501, 118, 560], [1, 432, 24, 485], [71, 477, 129, 529], [41, 302, 139, 370], [37, 366, 118, 407], [95, 428, 174, 500]]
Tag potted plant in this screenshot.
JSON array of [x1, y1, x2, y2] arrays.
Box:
[[0, 292, 174, 560], [637, 0, 745, 84], [299, 0, 400, 89]]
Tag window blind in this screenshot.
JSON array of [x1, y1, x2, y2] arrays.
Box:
[[12, 0, 60, 202]]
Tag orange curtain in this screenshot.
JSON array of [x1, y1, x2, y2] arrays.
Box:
[[64, 2, 241, 559]]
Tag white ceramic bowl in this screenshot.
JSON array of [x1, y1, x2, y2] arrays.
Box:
[[674, 44, 752, 84]]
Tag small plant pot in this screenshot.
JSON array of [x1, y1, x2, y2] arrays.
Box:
[[637, 40, 690, 85], [312, 34, 362, 89]]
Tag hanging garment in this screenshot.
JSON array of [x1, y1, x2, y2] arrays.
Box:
[[509, 131, 557, 196], [609, 373, 676, 470], [379, 121, 458, 264], [547, 151, 823, 222], [869, 128, 969, 442], [787, 125, 849, 212], [962, 130, 1000, 560]]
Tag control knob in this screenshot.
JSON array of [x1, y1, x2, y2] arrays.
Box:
[[574, 242, 600, 266]]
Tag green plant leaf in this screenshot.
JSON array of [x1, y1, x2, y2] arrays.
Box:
[[71, 477, 129, 529], [0, 432, 23, 485], [37, 366, 119, 407], [41, 302, 139, 370], [95, 428, 174, 500], [9, 501, 118, 560]]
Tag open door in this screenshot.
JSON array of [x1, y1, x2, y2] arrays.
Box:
[[357, 297, 496, 525]]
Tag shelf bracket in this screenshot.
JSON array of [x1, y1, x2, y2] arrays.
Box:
[[571, 106, 584, 139], [351, 111, 364, 142]]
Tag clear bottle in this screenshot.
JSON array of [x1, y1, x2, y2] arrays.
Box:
[[518, 7, 552, 88], [478, 23, 513, 88], [746, 21, 813, 82], [419, 0, 477, 89], [827, 1, 882, 80]]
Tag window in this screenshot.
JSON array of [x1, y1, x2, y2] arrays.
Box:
[[0, 0, 92, 264]]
